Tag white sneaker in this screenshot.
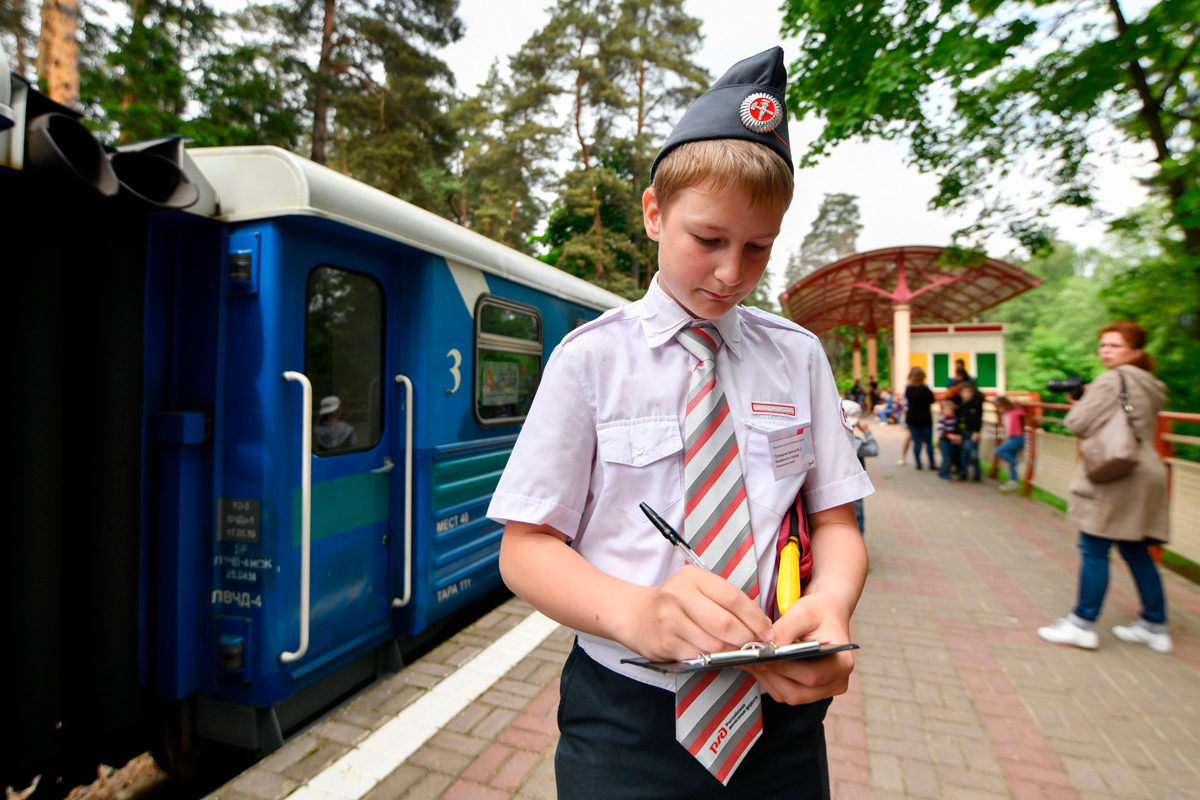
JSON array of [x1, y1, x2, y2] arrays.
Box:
[[999, 479, 1019, 492], [1038, 617, 1099, 650], [1112, 621, 1173, 653], [896, 459, 906, 466]]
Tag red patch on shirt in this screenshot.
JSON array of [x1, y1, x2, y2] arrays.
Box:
[[751, 402, 795, 416]]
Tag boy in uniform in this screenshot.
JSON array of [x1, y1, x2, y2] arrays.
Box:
[[489, 47, 873, 798]]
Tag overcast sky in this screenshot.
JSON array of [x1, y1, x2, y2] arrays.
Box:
[[440, 0, 1154, 296]]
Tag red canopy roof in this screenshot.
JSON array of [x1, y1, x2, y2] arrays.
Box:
[[779, 245, 1040, 335]]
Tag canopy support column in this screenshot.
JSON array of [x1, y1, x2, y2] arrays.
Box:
[[866, 334, 878, 383], [893, 304, 911, 385]]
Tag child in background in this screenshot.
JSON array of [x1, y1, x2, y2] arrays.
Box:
[[956, 383, 984, 481], [936, 398, 961, 481], [994, 396, 1026, 491], [490, 48, 872, 799], [842, 400, 879, 533]]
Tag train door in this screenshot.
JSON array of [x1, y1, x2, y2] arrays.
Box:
[[289, 254, 400, 673]]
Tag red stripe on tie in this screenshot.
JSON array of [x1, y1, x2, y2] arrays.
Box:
[[684, 443, 738, 517], [684, 402, 731, 464], [686, 377, 717, 417], [675, 670, 719, 718], [714, 713, 763, 784], [686, 676, 758, 756], [717, 526, 755, 581], [693, 485, 747, 554], [691, 327, 719, 353]]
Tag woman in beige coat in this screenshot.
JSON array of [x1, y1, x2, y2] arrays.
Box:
[[1037, 322, 1172, 653]]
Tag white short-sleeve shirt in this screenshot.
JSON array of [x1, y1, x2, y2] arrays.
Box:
[[487, 277, 873, 688]]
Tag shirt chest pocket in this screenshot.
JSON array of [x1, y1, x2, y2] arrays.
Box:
[[595, 417, 684, 520], [743, 419, 809, 516]]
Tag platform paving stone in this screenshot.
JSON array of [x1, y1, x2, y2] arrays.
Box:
[[205, 424, 1200, 799]]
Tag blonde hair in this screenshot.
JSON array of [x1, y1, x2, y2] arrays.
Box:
[[651, 139, 794, 215]]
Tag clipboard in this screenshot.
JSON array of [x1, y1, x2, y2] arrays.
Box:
[[620, 641, 859, 675]]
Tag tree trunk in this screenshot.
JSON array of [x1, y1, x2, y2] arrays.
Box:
[[312, 0, 338, 165], [36, 0, 79, 107], [9, 0, 29, 77], [572, 42, 605, 280], [632, 52, 648, 287]]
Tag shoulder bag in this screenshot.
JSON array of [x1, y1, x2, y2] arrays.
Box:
[[1079, 368, 1141, 483]]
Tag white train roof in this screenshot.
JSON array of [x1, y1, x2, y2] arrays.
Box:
[[186, 146, 626, 312]]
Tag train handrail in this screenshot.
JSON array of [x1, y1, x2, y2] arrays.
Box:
[[392, 373, 414, 609], [280, 371, 312, 663]]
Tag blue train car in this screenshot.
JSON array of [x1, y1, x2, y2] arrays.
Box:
[[157, 147, 624, 752], [1, 71, 624, 790]]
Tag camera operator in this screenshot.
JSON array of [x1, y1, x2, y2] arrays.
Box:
[[1037, 322, 1172, 653]]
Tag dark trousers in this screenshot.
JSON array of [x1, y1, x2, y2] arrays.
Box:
[[909, 425, 934, 467], [1074, 533, 1167, 624], [556, 642, 831, 800]]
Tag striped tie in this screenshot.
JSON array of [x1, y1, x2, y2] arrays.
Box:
[[674, 325, 763, 785]]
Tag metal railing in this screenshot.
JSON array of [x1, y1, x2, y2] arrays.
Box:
[[977, 394, 1200, 566]]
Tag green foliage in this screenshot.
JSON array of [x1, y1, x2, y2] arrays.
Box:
[[741, 265, 779, 314], [78, 1, 306, 148], [991, 201, 1200, 423], [185, 42, 306, 147], [486, 0, 704, 286], [779, 0, 1200, 297]]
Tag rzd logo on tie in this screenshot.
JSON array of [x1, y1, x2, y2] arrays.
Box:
[[709, 726, 728, 754]]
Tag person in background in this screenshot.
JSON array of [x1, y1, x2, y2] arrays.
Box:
[[955, 382, 983, 481], [314, 395, 357, 451], [842, 400, 879, 534], [993, 396, 1026, 491], [903, 366, 936, 470], [935, 398, 961, 481], [874, 389, 900, 424], [846, 379, 866, 406], [1037, 321, 1172, 654], [947, 359, 974, 389]]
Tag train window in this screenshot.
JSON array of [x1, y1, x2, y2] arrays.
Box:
[[305, 266, 384, 453], [474, 296, 542, 426]]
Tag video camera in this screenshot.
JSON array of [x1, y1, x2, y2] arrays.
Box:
[[1046, 375, 1084, 400]]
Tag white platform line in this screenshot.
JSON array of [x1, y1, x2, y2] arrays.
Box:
[[285, 611, 561, 800]]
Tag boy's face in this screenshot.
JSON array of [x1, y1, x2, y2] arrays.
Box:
[[642, 183, 784, 319]]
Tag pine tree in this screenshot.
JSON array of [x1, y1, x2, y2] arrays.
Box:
[[284, 0, 463, 167], [605, 0, 707, 287], [2, 0, 33, 78], [80, 0, 217, 143], [786, 192, 862, 285], [446, 63, 557, 253]]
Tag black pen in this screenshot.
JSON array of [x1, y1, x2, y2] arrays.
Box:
[[639, 502, 713, 572]]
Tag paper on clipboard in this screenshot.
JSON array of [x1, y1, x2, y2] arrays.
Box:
[[620, 641, 859, 675]]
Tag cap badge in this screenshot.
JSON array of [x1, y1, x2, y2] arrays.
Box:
[[740, 92, 782, 134]]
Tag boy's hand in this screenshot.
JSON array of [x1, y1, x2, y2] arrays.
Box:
[[625, 565, 774, 662], [743, 591, 854, 706]]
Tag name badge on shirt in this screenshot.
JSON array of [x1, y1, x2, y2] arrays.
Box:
[[768, 423, 815, 480]]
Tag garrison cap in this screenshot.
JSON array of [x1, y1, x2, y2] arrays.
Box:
[[650, 46, 792, 181]]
